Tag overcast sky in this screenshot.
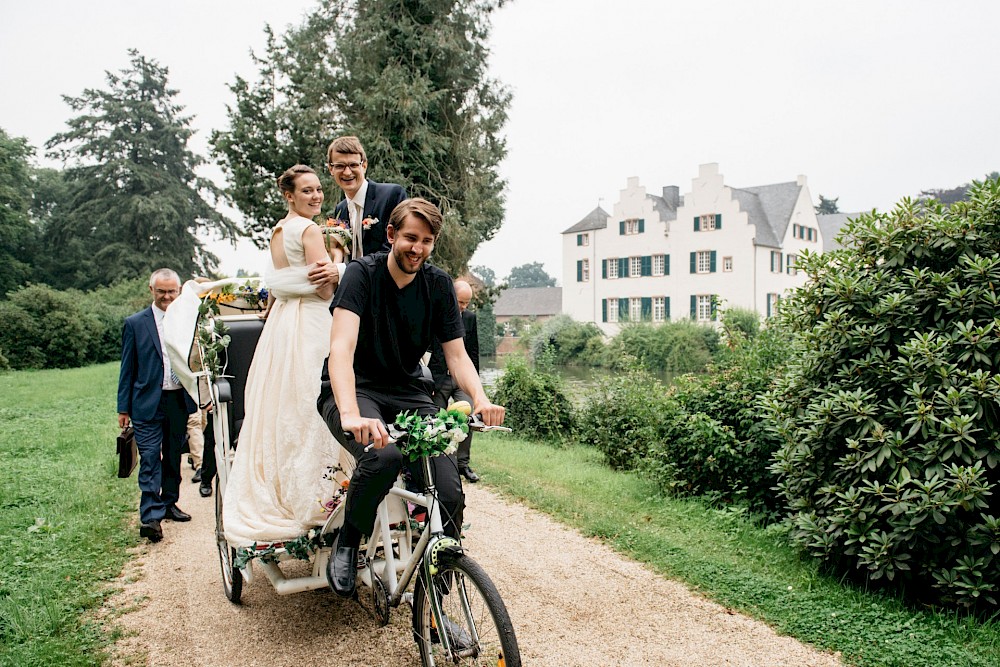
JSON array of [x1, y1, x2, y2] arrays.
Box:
[[3, 1, 998, 282]]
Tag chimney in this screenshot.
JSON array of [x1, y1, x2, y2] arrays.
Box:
[[662, 185, 679, 208]]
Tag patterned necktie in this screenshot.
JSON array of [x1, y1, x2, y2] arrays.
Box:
[[352, 202, 363, 258]]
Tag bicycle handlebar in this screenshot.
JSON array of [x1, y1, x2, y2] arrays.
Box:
[[344, 414, 511, 452]]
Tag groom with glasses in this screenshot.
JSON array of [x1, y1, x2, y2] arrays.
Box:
[[307, 135, 408, 289]]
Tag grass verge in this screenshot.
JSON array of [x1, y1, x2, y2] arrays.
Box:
[[0, 363, 137, 667], [474, 434, 1000, 667]]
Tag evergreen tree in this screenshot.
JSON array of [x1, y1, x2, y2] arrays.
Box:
[[0, 128, 37, 296], [213, 0, 510, 274], [46, 50, 236, 289], [814, 194, 840, 214]]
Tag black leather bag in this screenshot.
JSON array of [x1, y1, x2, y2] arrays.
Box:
[[117, 426, 138, 478]]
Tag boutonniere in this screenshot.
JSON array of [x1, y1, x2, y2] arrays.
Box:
[[361, 217, 378, 230]]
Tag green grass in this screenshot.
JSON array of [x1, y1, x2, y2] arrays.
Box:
[[0, 363, 137, 667], [4, 365, 1000, 666], [474, 434, 1000, 667]]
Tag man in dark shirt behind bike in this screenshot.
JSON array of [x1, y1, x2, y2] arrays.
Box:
[[317, 197, 505, 598]]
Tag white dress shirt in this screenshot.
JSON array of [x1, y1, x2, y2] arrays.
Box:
[[152, 305, 182, 391]]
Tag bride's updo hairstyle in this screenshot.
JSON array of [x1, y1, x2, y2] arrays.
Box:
[[277, 164, 317, 196]]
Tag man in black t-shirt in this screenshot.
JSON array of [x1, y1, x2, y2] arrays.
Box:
[[317, 197, 505, 598]]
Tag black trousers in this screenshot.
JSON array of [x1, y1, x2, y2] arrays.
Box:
[[201, 412, 217, 484], [432, 376, 473, 469], [318, 383, 465, 540]]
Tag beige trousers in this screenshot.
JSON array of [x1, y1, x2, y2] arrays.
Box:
[[186, 409, 208, 469]]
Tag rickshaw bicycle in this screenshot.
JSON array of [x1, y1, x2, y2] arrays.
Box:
[[207, 313, 521, 667]]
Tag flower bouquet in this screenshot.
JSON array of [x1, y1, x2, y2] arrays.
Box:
[[206, 279, 269, 314], [394, 408, 470, 462], [323, 218, 352, 260]]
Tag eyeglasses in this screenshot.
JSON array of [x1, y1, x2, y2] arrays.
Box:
[[329, 161, 364, 172], [154, 289, 179, 296]]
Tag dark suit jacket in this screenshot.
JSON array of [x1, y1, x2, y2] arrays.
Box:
[[428, 309, 480, 390], [117, 307, 197, 422], [332, 180, 408, 257]]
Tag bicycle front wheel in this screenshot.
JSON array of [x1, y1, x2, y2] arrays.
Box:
[[412, 552, 520, 667]]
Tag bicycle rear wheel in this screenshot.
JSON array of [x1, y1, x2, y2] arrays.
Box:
[[412, 552, 520, 667]]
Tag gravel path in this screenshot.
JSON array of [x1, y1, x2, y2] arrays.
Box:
[[104, 468, 842, 666]]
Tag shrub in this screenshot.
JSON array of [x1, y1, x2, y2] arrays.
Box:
[[524, 315, 604, 366], [0, 285, 104, 369], [606, 320, 719, 374], [491, 355, 575, 441], [643, 323, 790, 517], [763, 180, 1000, 610], [80, 278, 149, 363], [0, 347, 10, 371], [577, 362, 667, 470]]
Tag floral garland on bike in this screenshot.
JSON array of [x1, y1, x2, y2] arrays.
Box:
[[394, 405, 471, 462]]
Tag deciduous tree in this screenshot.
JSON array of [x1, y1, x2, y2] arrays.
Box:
[[507, 261, 556, 288], [0, 129, 38, 296]]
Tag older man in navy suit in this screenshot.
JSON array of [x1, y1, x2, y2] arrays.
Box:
[[117, 268, 197, 542]]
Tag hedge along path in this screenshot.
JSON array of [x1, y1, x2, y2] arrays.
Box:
[[104, 469, 842, 666]]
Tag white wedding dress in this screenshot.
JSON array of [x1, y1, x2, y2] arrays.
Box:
[[223, 216, 344, 546]]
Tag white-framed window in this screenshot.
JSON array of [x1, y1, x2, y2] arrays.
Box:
[[624, 219, 640, 235], [786, 253, 798, 276], [577, 232, 590, 246], [723, 256, 733, 272], [580, 258, 590, 282], [700, 214, 718, 231], [653, 296, 666, 323], [607, 257, 619, 279], [630, 256, 642, 277], [652, 254, 665, 276], [608, 298, 619, 322], [697, 250, 713, 274], [630, 297, 642, 322], [696, 295, 714, 322], [770, 250, 783, 273]]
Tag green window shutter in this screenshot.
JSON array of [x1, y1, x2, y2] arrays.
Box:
[[690, 252, 696, 273], [665, 297, 670, 320], [716, 214, 721, 230], [602, 299, 607, 322], [766, 295, 772, 318], [641, 297, 652, 321], [619, 257, 628, 277], [693, 216, 700, 232], [602, 259, 607, 279], [690, 295, 697, 319], [576, 234, 582, 246], [710, 251, 717, 273], [619, 220, 625, 235], [576, 260, 583, 282], [711, 295, 718, 321], [619, 298, 629, 320], [665, 254, 670, 275], [641, 255, 651, 276], [638, 218, 645, 233]]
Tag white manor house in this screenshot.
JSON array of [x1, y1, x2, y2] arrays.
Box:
[[561, 163, 840, 334]]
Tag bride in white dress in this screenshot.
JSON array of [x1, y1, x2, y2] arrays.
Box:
[[223, 164, 346, 546]]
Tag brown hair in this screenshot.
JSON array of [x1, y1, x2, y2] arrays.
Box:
[[389, 198, 443, 238], [276, 164, 317, 195], [326, 136, 367, 164]]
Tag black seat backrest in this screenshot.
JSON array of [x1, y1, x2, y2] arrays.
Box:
[[219, 317, 265, 438]]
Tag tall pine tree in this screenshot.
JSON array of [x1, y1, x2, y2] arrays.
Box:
[[213, 0, 510, 275], [47, 50, 236, 289], [0, 128, 38, 296]]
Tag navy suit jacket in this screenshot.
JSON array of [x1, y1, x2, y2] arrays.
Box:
[[117, 307, 197, 422], [428, 309, 480, 391], [333, 180, 408, 257]]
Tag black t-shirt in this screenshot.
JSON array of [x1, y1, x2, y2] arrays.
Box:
[[323, 252, 464, 390]]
